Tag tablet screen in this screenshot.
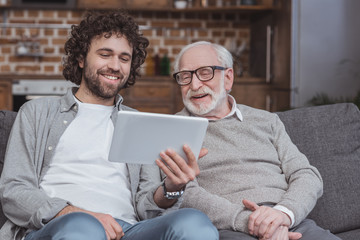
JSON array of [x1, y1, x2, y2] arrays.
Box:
[[108, 111, 209, 164]]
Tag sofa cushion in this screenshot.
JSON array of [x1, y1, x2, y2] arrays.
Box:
[[0, 110, 17, 227], [0, 110, 17, 175], [277, 103, 360, 234], [336, 229, 360, 239]]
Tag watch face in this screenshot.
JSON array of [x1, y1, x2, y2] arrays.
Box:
[[163, 181, 184, 199], [165, 190, 184, 199]]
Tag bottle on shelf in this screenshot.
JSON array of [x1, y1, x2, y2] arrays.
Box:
[[160, 54, 170, 76], [153, 54, 161, 76], [145, 55, 154, 76], [201, 0, 208, 7]]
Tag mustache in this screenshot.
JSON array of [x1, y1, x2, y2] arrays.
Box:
[[186, 87, 214, 98]]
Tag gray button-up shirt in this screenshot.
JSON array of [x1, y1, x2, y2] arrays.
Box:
[[0, 88, 174, 240]]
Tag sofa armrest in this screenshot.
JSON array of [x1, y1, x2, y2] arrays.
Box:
[[0, 110, 17, 227], [277, 103, 360, 235]]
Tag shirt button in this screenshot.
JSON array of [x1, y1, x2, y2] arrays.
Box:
[[63, 120, 68, 125], [73, 105, 78, 110], [48, 146, 53, 151]]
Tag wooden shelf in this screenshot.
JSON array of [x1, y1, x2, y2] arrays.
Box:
[[127, 5, 275, 12], [77, 0, 276, 11]]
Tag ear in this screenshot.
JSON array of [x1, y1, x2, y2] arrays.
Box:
[[78, 56, 84, 69], [224, 68, 234, 92]]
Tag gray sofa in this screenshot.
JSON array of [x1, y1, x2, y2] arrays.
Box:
[[1, 103, 359, 239]]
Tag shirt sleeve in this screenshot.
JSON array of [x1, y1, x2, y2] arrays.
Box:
[[0, 106, 68, 229], [273, 205, 295, 227], [135, 164, 182, 220]]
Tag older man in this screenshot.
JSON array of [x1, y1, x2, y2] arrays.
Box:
[[146, 41, 341, 240]]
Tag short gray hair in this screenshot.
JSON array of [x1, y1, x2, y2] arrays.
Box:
[[173, 41, 233, 73]]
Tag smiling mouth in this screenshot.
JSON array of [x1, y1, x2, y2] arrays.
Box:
[[103, 74, 120, 81], [191, 93, 209, 99]]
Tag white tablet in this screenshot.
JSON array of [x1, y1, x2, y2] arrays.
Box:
[[108, 111, 209, 164]]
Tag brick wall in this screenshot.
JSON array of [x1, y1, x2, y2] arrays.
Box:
[[0, 9, 250, 77]]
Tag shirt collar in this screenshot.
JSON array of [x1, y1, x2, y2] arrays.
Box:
[[222, 95, 243, 121], [60, 87, 124, 112]]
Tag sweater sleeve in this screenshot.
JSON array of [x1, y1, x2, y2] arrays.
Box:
[[181, 178, 253, 233], [0, 106, 68, 230], [136, 164, 182, 220], [272, 115, 323, 226]]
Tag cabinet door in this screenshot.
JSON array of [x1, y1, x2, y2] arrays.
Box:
[[232, 84, 272, 111], [231, 83, 289, 112], [0, 80, 12, 110], [120, 78, 176, 114]]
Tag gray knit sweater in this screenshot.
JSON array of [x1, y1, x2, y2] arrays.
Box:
[[178, 104, 323, 233]]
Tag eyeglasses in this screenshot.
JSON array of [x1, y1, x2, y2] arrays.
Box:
[[173, 65, 228, 86]]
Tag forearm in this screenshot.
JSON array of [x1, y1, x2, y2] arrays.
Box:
[[0, 183, 68, 228], [182, 180, 251, 232], [275, 115, 323, 226], [136, 164, 182, 219], [278, 170, 322, 226], [56, 205, 84, 217]]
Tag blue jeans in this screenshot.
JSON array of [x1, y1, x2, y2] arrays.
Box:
[[25, 208, 219, 240]]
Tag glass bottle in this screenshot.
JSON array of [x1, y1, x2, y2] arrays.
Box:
[[145, 56, 154, 76], [153, 54, 161, 76], [160, 55, 170, 76]]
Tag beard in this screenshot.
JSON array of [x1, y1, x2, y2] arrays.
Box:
[[183, 77, 228, 116], [83, 60, 128, 100]]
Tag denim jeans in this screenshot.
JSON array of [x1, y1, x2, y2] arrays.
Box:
[[25, 208, 219, 240]]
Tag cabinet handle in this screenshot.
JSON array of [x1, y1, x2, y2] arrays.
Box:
[[147, 89, 156, 95], [266, 25, 272, 83], [266, 94, 271, 112]]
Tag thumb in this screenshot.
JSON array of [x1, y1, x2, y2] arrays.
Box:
[[242, 199, 259, 211], [288, 232, 302, 240], [199, 148, 208, 159]]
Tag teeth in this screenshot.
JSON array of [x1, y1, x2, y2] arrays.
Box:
[[104, 75, 118, 80], [193, 94, 207, 99]]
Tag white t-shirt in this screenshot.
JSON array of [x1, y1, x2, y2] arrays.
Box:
[[40, 99, 137, 224]]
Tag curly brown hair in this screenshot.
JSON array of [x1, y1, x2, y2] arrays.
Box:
[[62, 10, 149, 88]]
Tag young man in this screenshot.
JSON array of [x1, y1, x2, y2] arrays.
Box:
[[0, 12, 218, 240], [145, 41, 341, 240]]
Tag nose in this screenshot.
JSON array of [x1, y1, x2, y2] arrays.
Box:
[[107, 57, 121, 71], [189, 73, 203, 90]]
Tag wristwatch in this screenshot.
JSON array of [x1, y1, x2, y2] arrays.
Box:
[[163, 181, 184, 200]]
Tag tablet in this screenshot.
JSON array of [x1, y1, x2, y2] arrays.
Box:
[[108, 111, 209, 164]]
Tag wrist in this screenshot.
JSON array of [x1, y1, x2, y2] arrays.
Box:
[[273, 205, 294, 227], [162, 181, 184, 200]]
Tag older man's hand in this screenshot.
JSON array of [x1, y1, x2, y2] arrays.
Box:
[[153, 145, 207, 208], [243, 199, 302, 240]]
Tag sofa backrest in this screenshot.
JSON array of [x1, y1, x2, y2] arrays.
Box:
[[0, 110, 17, 227], [277, 103, 360, 234]]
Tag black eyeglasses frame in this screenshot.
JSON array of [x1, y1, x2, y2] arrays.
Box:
[[172, 65, 228, 86]]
